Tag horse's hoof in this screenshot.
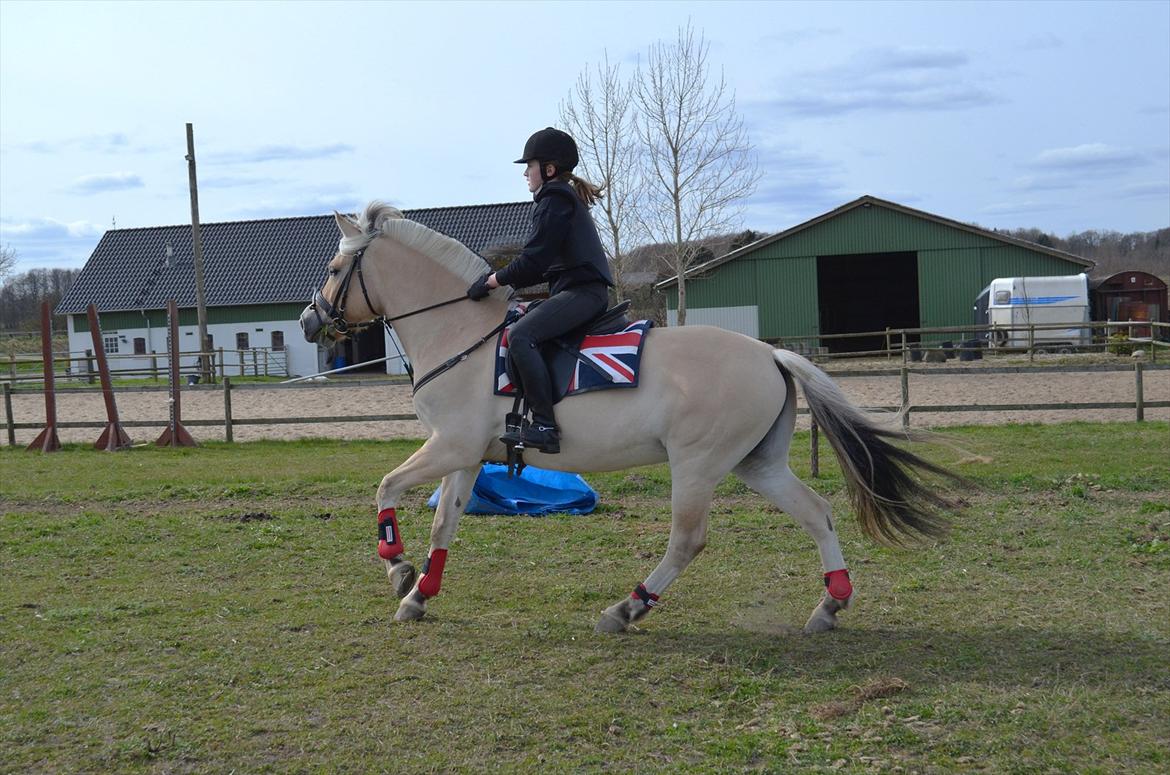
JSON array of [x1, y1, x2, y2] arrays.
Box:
[[394, 597, 426, 622], [387, 561, 417, 599], [803, 595, 849, 634], [595, 610, 628, 634]]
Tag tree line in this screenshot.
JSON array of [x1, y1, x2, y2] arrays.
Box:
[[0, 266, 82, 332], [998, 227, 1169, 282]]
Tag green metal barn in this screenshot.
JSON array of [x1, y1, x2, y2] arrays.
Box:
[[657, 195, 1093, 352]]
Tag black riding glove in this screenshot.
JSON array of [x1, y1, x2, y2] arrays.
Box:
[[467, 272, 492, 301]]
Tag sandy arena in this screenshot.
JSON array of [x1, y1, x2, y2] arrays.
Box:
[[6, 358, 1167, 445]]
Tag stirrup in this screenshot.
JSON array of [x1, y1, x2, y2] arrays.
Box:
[[501, 412, 528, 477]]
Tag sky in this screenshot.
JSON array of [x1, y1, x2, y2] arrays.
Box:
[[1, 0, 1168, 276]]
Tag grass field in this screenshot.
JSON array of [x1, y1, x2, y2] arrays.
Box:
[[2, 423, 1168, 773]]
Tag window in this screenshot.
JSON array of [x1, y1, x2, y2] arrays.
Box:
[[236, 332, 250, 350], [103, 335, 119, 354], [133, 337, 146, 355], [994, 290, 1011, 305], [270, 331, 285, 351], [206, 334, 214, 350]]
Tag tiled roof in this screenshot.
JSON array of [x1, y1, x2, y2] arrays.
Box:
[[56, 202, 533, 314]]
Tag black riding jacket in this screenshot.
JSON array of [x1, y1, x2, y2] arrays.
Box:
[[495, 180, 614, 295]]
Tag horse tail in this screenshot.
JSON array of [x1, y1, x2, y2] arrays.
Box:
[[772, 348, 961, 546]]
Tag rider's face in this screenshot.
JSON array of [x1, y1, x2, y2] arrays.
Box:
[[524, 160, 549, 193]]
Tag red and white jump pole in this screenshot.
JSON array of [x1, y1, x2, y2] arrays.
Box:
[[155, 299, 197, 447], [87, 304, 133, 451], [26, 302, 61, 453]]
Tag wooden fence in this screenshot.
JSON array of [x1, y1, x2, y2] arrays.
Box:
[[5, 364, 1167, 468]]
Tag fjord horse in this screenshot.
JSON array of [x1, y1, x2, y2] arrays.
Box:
[[300, 202, 959, 633]]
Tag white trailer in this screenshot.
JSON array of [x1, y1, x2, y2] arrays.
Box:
[[973, 274, 1091, 350]]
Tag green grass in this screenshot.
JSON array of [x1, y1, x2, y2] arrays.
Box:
[[2, 423, 1168, 773]]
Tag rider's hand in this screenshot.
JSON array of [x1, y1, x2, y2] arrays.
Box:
[[467, 272, 492, 301]]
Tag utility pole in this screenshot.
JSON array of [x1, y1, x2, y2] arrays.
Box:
[[185, 122, 212, 382]]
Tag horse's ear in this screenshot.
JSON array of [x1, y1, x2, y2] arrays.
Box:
[[334, 211, 361, 239]]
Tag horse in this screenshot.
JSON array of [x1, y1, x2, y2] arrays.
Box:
[[300, 201, 961, 634]]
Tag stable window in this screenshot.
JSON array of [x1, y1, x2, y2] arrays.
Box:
[[133, 337, 146, 355], [270, 331, 285, 351], [236, 332, 249, 350], [103, 335, 119, 354]]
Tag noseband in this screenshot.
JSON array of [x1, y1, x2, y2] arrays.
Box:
[[310, 246, 379, 336]]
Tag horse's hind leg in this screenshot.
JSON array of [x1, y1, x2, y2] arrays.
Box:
[[596, 462, 720, 634], [733, 459, 853, 633]]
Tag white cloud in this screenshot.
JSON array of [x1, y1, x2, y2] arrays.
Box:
[[68, 172, 144, 194], [1030, 143, 1143, 172]]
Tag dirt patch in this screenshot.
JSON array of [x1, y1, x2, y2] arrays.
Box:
[[214, 511, 277, 523], [809, 676, 911, 720]]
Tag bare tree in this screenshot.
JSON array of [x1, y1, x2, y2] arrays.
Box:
[[634, 23, 759, 325], [560, 52, 641, 301], [0, 244, 16, 283]]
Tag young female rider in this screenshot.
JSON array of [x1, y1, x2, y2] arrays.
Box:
[[466, 127, 614, 454]]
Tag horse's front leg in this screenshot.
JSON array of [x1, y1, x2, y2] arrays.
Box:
[[373, 437, 478, 605], [394, 465, 478, 622]]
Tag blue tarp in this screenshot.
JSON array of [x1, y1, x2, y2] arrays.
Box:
[[427, 463, 598, 516]]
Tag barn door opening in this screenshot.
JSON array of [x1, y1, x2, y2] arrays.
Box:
[[817, 251, 920, 353]]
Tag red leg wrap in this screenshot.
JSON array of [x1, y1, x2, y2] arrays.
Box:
[[377, 508, 403, 560], [631, 583, 660, 608], [417, 548, 448, 598], [824, 568, 852, 601]]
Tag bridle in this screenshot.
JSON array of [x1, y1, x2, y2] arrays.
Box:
[[307, 240, 511, 394], [308, 244, 469, 336]]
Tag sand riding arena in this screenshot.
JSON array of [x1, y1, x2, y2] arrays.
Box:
[[6, 356, 1167, 446]]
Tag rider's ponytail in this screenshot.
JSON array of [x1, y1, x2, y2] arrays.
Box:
[[560, 172, 605, 208]]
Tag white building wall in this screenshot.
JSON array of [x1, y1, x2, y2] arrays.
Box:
[[66, 317, 412, 378], [66, 319, 323, 378], [665, 305, 759, 338]]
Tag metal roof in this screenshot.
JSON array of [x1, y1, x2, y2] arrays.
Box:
[[656, 195, 1094, 289], [56, 202, 532, 314]]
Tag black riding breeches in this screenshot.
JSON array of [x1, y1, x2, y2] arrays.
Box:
[[507, 284, 609, 425]]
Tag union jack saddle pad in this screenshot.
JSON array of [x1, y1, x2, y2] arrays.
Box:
[[494, 314, 653, 401]]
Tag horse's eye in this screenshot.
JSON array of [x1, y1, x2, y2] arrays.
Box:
[[328, 268, 339, 276]]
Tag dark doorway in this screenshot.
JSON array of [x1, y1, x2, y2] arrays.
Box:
[[336, 326, 387, 374], [817, 252, 920, 353]]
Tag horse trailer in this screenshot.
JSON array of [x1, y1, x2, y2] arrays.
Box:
[[973, 274, 1091, 350]]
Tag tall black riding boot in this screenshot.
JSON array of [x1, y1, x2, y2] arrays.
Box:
[[520, 414, 560, 454]]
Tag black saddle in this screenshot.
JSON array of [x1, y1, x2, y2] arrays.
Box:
[[505, 300, 631, 404]]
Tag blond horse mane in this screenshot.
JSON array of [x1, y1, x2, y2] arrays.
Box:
[[338, 201, 500, 290]]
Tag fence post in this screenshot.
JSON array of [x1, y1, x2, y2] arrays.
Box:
[[218, 347, 225, 380], [252, 349, 258, 378], [885, 328, 891, 362], [900, 365, 910, 429], [1028, 324, 1035, 363], [8, 352, 15, 382], [238, 350, 245, 377], [1134, 362, 1144, 422], [151, 351, 159, 382], [263, 349, 269, 377], [3, 383, 14, 447], [86, 349, 95, 384], [901, 331, 908, 364], [223, 376, 234, 442]]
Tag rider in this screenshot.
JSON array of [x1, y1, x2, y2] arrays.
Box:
[[466, 127, 614, 454]]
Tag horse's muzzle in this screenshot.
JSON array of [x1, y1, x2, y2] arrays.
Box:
[[299, 302, 329, 343]]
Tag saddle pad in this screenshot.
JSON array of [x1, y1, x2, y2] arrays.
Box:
[[495, 318, 653, 398]]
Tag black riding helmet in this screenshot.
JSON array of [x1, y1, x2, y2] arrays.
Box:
[[515, 127, 579, 182]]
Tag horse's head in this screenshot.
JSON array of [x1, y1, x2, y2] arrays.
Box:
[[299, 211, 383, 343]]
